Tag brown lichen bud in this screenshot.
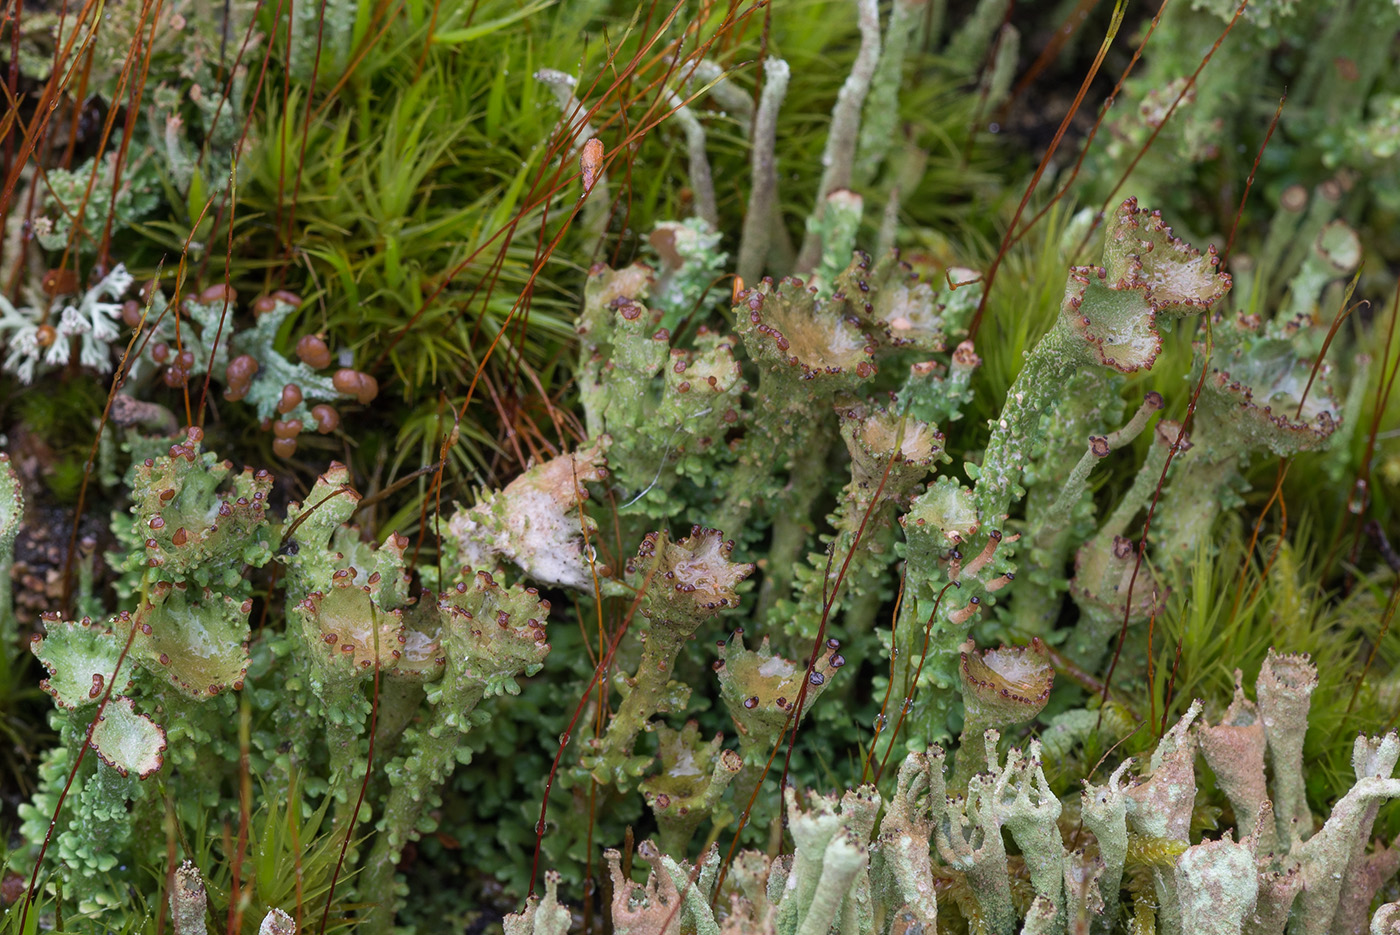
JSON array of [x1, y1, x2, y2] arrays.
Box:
[[296, 334, 332, 369], [43, 268, 79, 297], [311, 404, 340, 434], [333, 369, 379, 404], [199, 283, 237, 305], [580, 137, 604, 192], [272, 419, 303, 440], [226, 354, 258, 386], [277, 383, 303, 415], [35, 324, 57, 348], [122, 300, 144, 328], [272, 437, 297, 458]]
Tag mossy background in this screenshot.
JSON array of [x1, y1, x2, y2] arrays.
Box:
[[0, 0, 1398, 931]]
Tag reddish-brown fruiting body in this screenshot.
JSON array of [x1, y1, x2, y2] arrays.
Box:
[[199, 283, 237, 305], [43, 268, 79, 296], [296, 335, 332, 369], [272, 419, 302, 440], [333, 369, 379, 404], [278, 384, 303, 414], [311, 404, 340, 434]]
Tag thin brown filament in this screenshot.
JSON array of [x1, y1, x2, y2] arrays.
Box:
[[1296, 294, 1363, 421], [969, 0, 1127, 340], [291, 771, 306, 934], [53, 0, 157, 270], [777, 412, 910, 793], [528, 557, 662, 896], [1325, 280, 1400, 582], [195, 161, 239, 428], [1159, 634, 1185, 737], [226, 699, 254, 935], [59, 259, 169, 610], [425, 75, 723, 578], [1146, 600, 1158, 730], [874, 581, 959, 787], [3, 0, 83, 299], [383, 0, 752, 374], [97, 0, 167, 266], [861, 564, 907, 786], [319, 602, 383, 935], [714, 412, 912, 900], [711, 695, 799, 906], [18, 601, 146, 935], [0, 0, 108, 224], [1076, 0, 1251, 259], [1006, 0, 1103, 108], [156, 792, 178, 935], [573, 448, 611, 931], [1099, 315, 1215, 718], [281, 0, 332, 275], [1347, 549, 1400, 719], [1229, 460, 1289, 627], [192, 0, 269, 177], [1221, 91, 1287, 268]]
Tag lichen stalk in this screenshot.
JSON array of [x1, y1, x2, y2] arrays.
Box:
[[737, 58, 790, 284], [586, 528, 751, 788], [795, 0, 882, 273], [663, 89, 719, 230]]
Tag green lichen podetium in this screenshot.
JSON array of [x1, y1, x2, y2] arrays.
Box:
[[271, 459, 562, 935], [1153, 310, 1344, 561], [359, 566, 552, 935], [23, 608, 169, 912], [508, 653, 1400, 934], [891, 197, 1232, 750], [108, 427, 275, 601], [583, 526, 752, 789], [0, 453, 21, 649]]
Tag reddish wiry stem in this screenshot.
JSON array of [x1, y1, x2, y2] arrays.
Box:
[[1099, 316, 1214, 720], [1073, 0, 1252, 259], [1323, 280, 1400, 583], [528, 561, 660, 896], [19, 605, 147, 935], [1222, 92, 1287, 267], [968, 0, 1125, 340], [712, 419, 907, 899], [1007, 0, 1171, 253], [319, 607, 382, 935]]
